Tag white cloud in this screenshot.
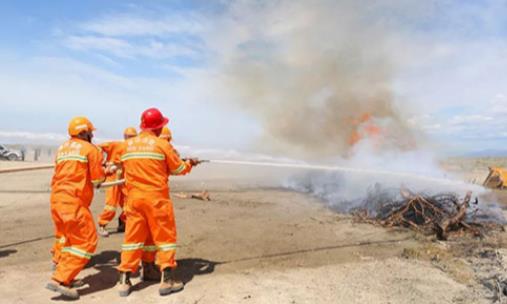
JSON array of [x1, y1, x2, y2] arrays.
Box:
[[80, 14, 205, 37], [407, 91, 507, 147], [66, 36, 132, 58], [0, 130, 66, 144], [448, 115, 494, 125], [422, 123, 442, 131], [65, 35, 199, 59], [0, 53, 258, 148], [60, 12, 208, 60], [4, 1, 507, 155]]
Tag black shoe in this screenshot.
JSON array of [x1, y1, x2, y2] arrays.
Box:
[[141, 262, 161, 281]]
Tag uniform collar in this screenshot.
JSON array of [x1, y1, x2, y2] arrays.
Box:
[[140, 130, 157, 137], [70, 137, 88, 144]]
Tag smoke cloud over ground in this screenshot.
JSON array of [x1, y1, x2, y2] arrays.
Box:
[[214, 1, 504, 223], [220, 0, 419, 158]]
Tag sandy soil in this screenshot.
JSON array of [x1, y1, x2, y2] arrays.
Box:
[[1, 160, 507, 303], [442, 157, 507, 184]]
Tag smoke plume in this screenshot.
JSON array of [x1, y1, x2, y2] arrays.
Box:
[[221, 0, 418, 158]]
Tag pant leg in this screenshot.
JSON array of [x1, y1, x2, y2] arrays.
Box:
[[119, 188, 127, 223], [50, 206, 66, 264], [97, 186, 121, 226], [145, 197, 177, 271], [52, 204, 97, 285], [117, 198, 148, 273], [141, 232, 156, 263]]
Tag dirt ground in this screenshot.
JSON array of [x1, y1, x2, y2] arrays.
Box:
[[1, 159, 507, 303]]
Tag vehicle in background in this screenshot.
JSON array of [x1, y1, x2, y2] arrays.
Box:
[[0, 144, 21, 161]]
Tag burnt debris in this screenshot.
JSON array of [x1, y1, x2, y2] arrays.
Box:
[[353, 186, 504, 240]]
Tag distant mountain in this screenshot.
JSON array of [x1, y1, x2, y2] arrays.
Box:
[[462, 149, 507, 157]]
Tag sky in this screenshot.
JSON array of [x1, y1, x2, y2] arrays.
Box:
[[0, 0, 506, 156]]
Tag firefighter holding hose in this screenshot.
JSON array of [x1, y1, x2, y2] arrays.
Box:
[[159, 126, 210, 201], [97, 127, 138, 237], [116, 107, 201, 297], [46, 116, 107, 299], [159, 126, 172, 142]]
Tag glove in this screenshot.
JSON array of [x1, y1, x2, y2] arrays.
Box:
[[105, 164, 118, 175], [188, 158, 200, 166]]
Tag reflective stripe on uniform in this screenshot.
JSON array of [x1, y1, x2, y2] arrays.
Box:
[[121, 152, 165, 161], [62, 246, 93, 259], [142, 245, 158, 252], [103, 205, 116, 212], [157, 243, 177, 252], [121, 242, 144, 251], [171, 163, 186, 174], [56, 155, 88, 164]]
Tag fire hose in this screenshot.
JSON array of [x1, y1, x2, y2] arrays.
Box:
[[205, 159, 475, 188], [0, 164, 123, 188], [0, 159, 475, 188], [97, 179, 125, 188], [0, 164, 55, 174]]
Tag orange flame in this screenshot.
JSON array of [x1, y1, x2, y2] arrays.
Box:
[[348, 113, 381, 146]]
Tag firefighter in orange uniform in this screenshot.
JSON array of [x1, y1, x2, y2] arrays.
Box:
[[117, 108, 200, 297], [159, 126, 181, 157], [159, 126, 209, 201], [46, 117, 106, 299], [159, 126, 172, 142], [97, 127, 137, 237]]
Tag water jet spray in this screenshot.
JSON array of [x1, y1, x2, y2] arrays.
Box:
[[206, 159, 475, 188]]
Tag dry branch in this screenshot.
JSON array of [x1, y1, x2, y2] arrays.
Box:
[[354, 188, 500, 240]]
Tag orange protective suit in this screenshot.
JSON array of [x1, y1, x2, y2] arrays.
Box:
[[50, 138, 105, 285], [97, 141, 127, 226], [117, 131, 192, 273]]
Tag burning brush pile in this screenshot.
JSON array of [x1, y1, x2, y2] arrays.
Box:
[[353, 185, 504, 240]]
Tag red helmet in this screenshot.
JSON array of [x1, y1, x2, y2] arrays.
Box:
[[140, 108, 169, 130]]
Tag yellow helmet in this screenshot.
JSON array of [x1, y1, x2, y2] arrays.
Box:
[[68, 116, 95, 137], [159, 126, 172, 141], [123, 127, 137, 137]]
